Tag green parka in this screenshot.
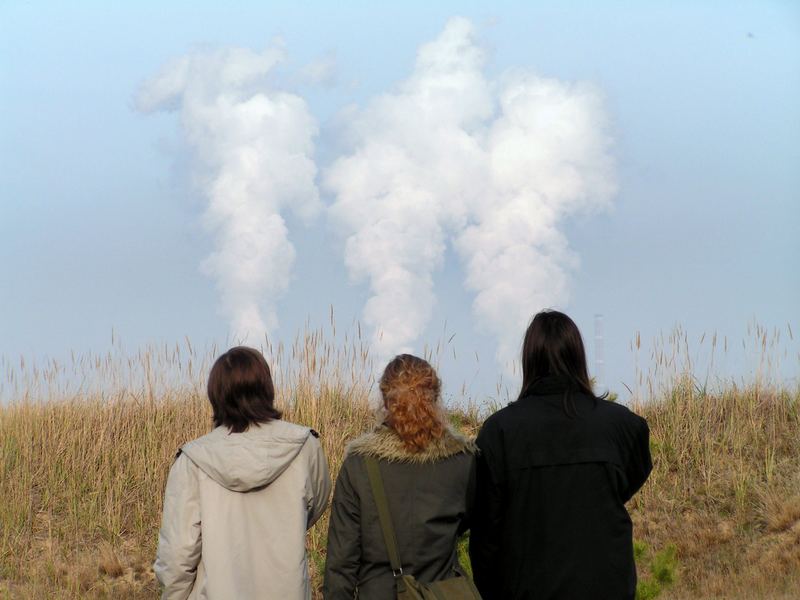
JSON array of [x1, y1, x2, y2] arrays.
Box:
[[323, 425, 476, 599]]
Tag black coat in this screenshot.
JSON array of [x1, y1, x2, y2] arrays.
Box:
[[323, 425, 476, 599], [470, 377, 652, 600]]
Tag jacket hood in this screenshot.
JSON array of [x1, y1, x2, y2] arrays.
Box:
[[180, 420, 313, 492], [346, 424, 476, 464]]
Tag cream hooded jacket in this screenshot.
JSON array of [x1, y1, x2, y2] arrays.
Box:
[[154, 419, 332, 600]]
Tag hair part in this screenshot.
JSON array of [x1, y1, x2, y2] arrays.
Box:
[[380, 354, 445, 453], [207, 346, 282, 433], [518, 310, 605, 415]]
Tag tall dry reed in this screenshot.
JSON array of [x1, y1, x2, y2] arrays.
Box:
[[1, 321, 797, 599]]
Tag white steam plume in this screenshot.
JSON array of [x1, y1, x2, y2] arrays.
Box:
[[137, 45, 320, 342], [326, 18, 616, 363]]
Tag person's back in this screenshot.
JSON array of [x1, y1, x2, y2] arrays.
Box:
[[157, 421, 329, 599], [472, 377, 650, 599], [470, 311, 652, 600], [154, 347, 331, 600], [323, 354, 477, 599]]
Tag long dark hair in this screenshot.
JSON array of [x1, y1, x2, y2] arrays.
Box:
[[518, 310, 604, 415]]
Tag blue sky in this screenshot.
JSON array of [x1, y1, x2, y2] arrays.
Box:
[[1, 1, 798, 401]]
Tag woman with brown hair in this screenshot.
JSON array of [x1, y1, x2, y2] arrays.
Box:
[[154, 346, 331, 600], [323, 354, 477, 599]]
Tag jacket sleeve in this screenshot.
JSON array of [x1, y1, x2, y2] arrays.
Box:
[[622, 415, 653, 503], [322, 456, 361, 600], [153, 452, 202, 600], [305, 434, 333, 529], [469, 420, 505, 600]]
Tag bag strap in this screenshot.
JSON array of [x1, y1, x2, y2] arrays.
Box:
[[364, 456, 404, 577]]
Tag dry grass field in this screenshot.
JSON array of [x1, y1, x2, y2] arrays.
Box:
[[1, 324, 798, 599]]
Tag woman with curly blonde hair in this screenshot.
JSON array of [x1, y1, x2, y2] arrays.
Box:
[[323, 354, 477, 599]]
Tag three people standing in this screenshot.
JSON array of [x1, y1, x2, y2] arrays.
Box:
[[155, 310, 652, 599]]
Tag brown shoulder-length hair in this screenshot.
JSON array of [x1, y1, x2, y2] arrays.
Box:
[[380, 354, 445, 453], [207, 346, 282, 433]]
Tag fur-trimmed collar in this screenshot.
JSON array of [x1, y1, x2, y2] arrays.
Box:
[[346, 424, 476, 463]]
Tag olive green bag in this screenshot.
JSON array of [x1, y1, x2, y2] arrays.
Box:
[[364, 457, 483, 600]]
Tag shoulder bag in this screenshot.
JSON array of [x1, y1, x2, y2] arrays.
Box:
[[364, 456, 482, 600]]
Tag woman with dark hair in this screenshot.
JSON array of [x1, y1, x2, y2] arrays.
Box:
[[470, 310, 652, 600], [154, 346, 331, 600], [323, 354, 477, 599]]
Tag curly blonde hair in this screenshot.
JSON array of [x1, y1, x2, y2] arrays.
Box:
[[380, 354, 445, 453]]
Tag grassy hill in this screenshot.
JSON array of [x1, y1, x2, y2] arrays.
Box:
[[1, 332, 798, 599]]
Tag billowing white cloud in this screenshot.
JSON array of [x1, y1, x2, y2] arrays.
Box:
[[460, 73, 616, 361], [325, 17, 616, 363], [137, 45, 320, 342], [137, 20, 615, 365]]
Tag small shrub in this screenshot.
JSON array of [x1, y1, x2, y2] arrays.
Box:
[[651, 545, 677, 586], [636, 578, 662, 600], [457, 535, 472, 578], [635, 541, 678, 599]]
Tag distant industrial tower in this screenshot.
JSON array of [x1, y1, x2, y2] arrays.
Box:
[[594, 314, 605, 393]]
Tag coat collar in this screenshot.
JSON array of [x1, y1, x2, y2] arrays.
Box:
[[524, 375, 573, 396], [346, 424, 476, 464]]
